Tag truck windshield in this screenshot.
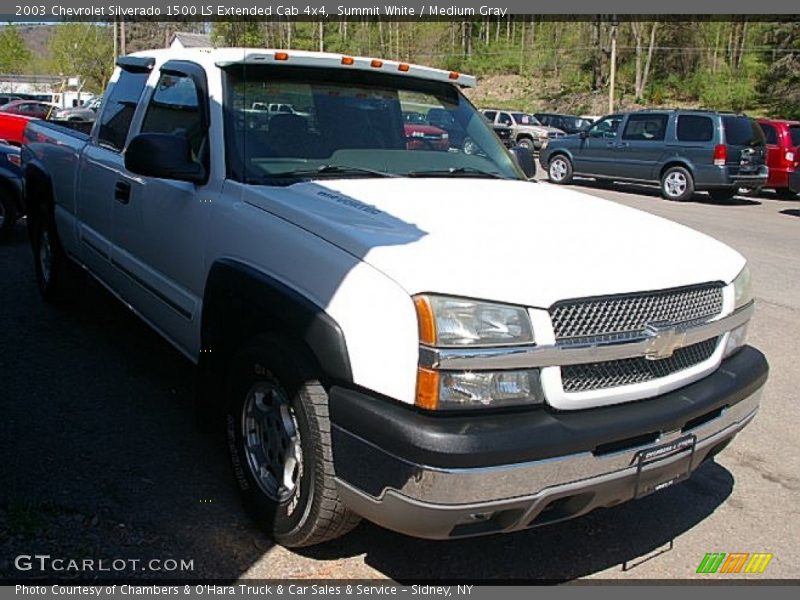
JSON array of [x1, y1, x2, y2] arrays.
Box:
[[223, 65, 522, 183]]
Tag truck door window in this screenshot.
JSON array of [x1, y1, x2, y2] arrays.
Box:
[[498, 112, 512, 126], [96, 70, 149, 152], [622, 114, 668, 141], [141, 72, 207, 165], [677, 115, 714, 142]]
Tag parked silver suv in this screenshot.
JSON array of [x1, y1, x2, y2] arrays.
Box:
[[481, 109, 564, 151]]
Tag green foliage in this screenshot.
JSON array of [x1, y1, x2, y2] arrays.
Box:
[[49, 23, 113, 92], [0, 24, 31, 73], [757, 22, 800, 119]]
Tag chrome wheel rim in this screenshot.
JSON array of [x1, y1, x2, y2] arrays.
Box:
[[39, 229, 53, 284], [550, 158, 567, 181], [463, 138, 477, 155], [664, 172, 687, 197], [241, 381, 302, 502]]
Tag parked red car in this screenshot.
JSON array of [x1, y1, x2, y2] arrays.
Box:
[[758, 118, 800, 197], [402, 111, 450, 151], [0, 112, 37, 146], [0, 99, 57, 120]]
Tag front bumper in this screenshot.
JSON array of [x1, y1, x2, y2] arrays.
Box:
[[330, 347, 768, 539]]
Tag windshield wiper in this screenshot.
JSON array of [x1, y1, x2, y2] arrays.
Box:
[[267, 164, 399, 180], [405, 167, 509, 179]]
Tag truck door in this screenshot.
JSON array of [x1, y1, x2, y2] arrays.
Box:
[[571, 114, 624, 176], [76, 58, 152, 286], [112, 61, 212, 357]]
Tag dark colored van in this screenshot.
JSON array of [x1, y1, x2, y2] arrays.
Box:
[[540, 110, 768, 202]]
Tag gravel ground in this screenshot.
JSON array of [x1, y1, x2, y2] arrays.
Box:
[[1, 179, 798, 582]]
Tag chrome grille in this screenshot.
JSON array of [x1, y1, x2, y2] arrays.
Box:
[[561, 338, 719, 393], [550, 284, 724, 342]]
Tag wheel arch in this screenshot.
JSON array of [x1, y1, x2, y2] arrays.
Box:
[[659, 159, 695, 181], [197, 259, 352, 419]]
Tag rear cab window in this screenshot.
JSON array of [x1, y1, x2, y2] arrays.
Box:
[[96, 69, 150, 151], [677, 115, 714, 142]]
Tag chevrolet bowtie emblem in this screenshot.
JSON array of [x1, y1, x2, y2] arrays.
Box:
[[643, 323, 687, 360]]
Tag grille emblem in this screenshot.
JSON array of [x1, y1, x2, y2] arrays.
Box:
[[643, 323, 687, 360]]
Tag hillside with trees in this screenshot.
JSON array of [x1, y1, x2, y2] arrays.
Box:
[[0, 19, 797, 118]]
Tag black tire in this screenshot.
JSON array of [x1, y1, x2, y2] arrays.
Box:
[[30, 206, 69, 302], [0, 188, 17, 242], [660, 166, 695, 202], [547, 154, 573, 184], [708, 188, 737, 202], [516, 137, 534, 152], [226, 335, 360, 547], [594, 177, 615, 188]]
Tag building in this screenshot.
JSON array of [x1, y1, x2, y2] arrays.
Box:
[[168, 32, 213, 50]]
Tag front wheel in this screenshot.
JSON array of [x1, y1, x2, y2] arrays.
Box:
[[226, 335, 360, 547], [548, 155, 573, 184], [660, 166, 694, 202], [516, 137, 534, 152]]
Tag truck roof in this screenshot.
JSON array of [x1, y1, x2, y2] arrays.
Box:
[[128, 48, 477, 88]]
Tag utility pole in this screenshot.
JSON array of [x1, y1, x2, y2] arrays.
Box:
[[608, 17, 618, 113], [120, 18, 126, 56], [112, 19, 117, 60]]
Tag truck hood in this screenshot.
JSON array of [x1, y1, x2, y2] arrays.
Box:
[[244, 178, 744, 307]]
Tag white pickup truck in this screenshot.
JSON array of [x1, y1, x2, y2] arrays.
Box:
[[22, 48, 768, 547]]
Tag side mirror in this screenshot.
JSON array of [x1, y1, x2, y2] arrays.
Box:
[[579, 129, 589, 139], [510, 145, 535, 179], [125, 133, 206, 184]]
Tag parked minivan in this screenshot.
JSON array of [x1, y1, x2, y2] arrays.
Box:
[[540, 110, 768, 202]]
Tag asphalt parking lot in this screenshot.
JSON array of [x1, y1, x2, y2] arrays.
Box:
[[1, 179, 798, 582]]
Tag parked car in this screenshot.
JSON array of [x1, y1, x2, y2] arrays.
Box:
[[757, 118, 799, 198], [541, 110, 768, 202], [481, 109, 564, 151], [0, 112, 37, 146], [425, 107, 471, 151], [52, 97, 102, 122], [0, 141, 23, 240], [23, 49, 766, 547], [0, 99, 58, 120], [402, 111, 450, 151], [535, 113, 594, 134]]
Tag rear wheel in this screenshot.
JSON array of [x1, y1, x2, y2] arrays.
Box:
[[660, 166, 694, 202], [226, 335, 360, 547], [548, 155, 573, 184], [31, 207, 70, 302], [708, 188, 737, 202], [0, 189, 17, 241]]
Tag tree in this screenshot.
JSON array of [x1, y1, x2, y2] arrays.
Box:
[[211, 21, 263, 47], [0, 24, 31, 73], [758, 21, 800, 119], [49, 23, 113, 92]]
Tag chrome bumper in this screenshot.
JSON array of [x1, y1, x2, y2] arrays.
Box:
[[334, 384, 762, 540]]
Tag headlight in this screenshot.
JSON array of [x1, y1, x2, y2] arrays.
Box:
[[414, 295, 541, 410], [724, 265, 753, 358], [414, 295, 534, 347], [732, 265, 752, 309]]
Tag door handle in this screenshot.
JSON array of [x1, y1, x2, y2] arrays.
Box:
[[114, 181, 131, 205]]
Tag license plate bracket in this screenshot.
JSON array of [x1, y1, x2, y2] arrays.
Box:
[[632, 434, 697, 499]]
